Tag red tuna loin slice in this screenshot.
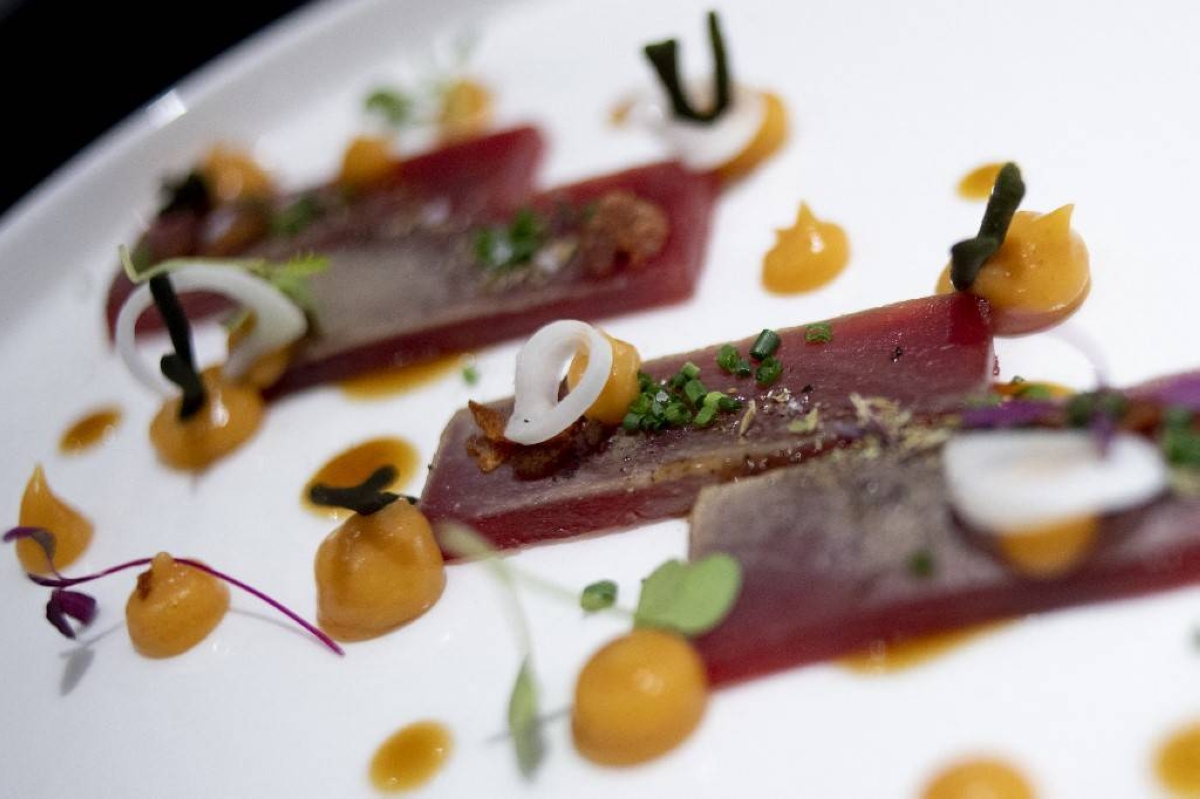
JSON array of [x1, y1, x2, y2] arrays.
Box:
[[690, 447, 1200, 686], [104, 126, 547, 337], [421, 293, 994, 552], [265, 161, 720, 397]]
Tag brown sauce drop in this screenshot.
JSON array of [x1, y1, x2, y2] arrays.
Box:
[[338, 354, 465, 399], [921, 757, 1035, 799], [1156, 721, 1200, 797], [303, 437, 420, 519], [958, 162, 1006, 200], [60, 406, 122, 454], [369, 721, 452, 792], [839, 622, 1007, 674]]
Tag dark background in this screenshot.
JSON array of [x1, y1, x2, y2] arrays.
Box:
[[0, 0, 312, 219]]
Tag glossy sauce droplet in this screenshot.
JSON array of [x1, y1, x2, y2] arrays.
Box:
[[958, 162, 1007, 200], [1156, 721, 1200, 797], [762, 202, 849, 294], [840, 623, 1006, 674], [338, 354, 464, 400], [59, 406, 122, 454], [922, 758, 1036, 799], [369, 721, 452, 792], [303, 437, 420, 519]]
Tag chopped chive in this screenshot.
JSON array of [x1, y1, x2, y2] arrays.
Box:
[[907, 549, 936, 579], [716, 344, 741, 373], [642, 11, 732, 124], [950, 162, 1026, 290], [804, 323, 833, 344], [684, 379, 708, 406], [693, 405, 719, 428], [755, 356, 783, 387], [622, 412, 643, 431], [580, 580, 619, 612], [271, 195, 323, 237], [462, 363, 480, 386], [1015, 383, 1053, 401], [749, 329, 781, 362], [680, 362, 701, 380], [365, 88, 414, 126]]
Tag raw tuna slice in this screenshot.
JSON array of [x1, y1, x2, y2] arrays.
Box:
[[421, 293, 994, 552], [265, 160, 720, 397], [690, 447, 1200, 686], [104, 126, 547, 336]]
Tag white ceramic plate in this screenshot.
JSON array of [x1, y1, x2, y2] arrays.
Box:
[[3, 0, 1199, 796]]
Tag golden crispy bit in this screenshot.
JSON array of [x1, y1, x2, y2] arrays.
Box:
[[469, 400, 509, 442], [578, 191, 670, 276]]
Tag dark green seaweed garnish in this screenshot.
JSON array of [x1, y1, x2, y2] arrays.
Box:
[[308, 465, 417, 516], [643, 11, 732, 124], [159, 171, 212, 217], [950, 162, 1026, 290], [149, 274, 206, 419]]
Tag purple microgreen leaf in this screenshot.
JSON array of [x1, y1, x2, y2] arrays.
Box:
[[45, 589, 96, 639], [1129, 371, 1200, 412], [3, 526, 57, 566], [959, 400, 1060, 430], [1091, 409, 1117, 456]]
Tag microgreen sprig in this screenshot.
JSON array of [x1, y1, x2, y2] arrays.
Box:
[[3, 527, 342, 655], [950, 162, 1026, 290], [643, 11, 732, 124]]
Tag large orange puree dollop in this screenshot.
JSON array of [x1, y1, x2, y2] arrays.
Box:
[[16, 465, 92, 574], [149, 367, 264, 471], [126, 553, 230, 658], [937, 205, 1090, 335], [314, 500, 445, 642]]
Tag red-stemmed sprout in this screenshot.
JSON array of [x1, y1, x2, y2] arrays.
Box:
[[4, 527, 342, 655]]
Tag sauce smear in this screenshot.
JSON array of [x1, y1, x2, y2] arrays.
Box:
[[1156, 722, 1200, 797], [60, 406, 122, 454], [839, 623, 1006, 675], [922, 758, 1035, 799], [369, 721, 452, 792], [303, 437, 420, 519], [958, 162, 1006, 200], [339, 354, 465, 400]]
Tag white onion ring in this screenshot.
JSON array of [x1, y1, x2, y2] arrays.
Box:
[[943, 430, 1167, 533], [115, 263, 308, 397], [625, 84, 767, 171], [503, 320, 613, 445]]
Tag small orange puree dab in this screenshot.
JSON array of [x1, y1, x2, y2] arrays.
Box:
[[839, 622, 1008, 675], [958, 162, 1007, 200], [149, 367, 264, 471], [438, 78, 493, 143], [922, 758, 1036, 799], [17, 465, 93, 574], [1156, 721, 1200, 797], [340, 135, 397, 191], [996, 515, 1098, 579], [126, 553, 230, 658], [369, 721, 453, 792], [200, 145, 273, 204], [303, 438, 420, 519], [573, 629, 708, 766], [567, 333, 643, 425], [314, 499, 445, 642], [936, 206, 1090, 336], [716, 91, 788, 183], [762, 202, 850, 294], [59, 406, 122, 454], [338, 353, 464, 400]]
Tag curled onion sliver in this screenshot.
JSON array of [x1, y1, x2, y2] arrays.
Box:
[[504, 320, 614, 445], [115, 263, 307, 397], [943, 430, 1167, 533], [627, 85, 766, 171]]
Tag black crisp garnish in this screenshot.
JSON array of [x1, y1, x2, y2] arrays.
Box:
[[159, 170, 212, 217], [643, 11, 732, 124], [891, 346, 904, 363], [308, 465, 417, 516], [149, 274, 207, 419], [950, 162, 1026, 290]]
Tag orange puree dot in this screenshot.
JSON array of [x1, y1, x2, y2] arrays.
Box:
[[200, 145, 273, 203], [762, 202, 850, 294], [314, 500, 445, 642], [126, 553, 230, 658], [567, 333, 642, 426], [340, 135, 396, 190], [149, 367, 264, 471], [922, 757, 1036, 799], [1156, 721, 1200, 797], [438, 79, 493, 143], [16, 465, 92, 574], [936, 206, 1090, 336], [958, 162, 1007, 200], [997, 515, 1098, 579], [715, 91, 788, 182]]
